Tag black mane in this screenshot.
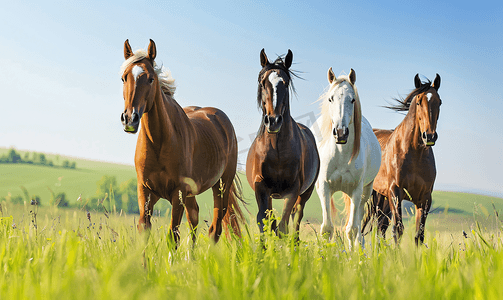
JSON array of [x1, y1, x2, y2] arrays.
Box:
[[385, 78, 433, 112]]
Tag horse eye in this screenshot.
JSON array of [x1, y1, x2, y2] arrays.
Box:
[[148, 78, 154, 84]]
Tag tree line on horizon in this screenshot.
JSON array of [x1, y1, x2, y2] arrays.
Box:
[[0, 148, 76, 169], [0, 175, 162, 216]]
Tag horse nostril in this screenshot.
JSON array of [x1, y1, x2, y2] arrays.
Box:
[[422, 132, 427, 139], [433, 132, 438, 142], [132, 113, 139, 123], [344, 127, 349, 137], [333, 127, 337, 136], [276, 115, 283, 125], [121, 113, 125, 123], [264, 115, 270, 125]]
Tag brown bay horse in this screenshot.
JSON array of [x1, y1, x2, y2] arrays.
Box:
[[120, 39, 244, 244], [246, 49, 320, 237], [363, 74, 442, 245]]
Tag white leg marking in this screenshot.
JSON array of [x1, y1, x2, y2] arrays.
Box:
[[182, 177, 199, 196]]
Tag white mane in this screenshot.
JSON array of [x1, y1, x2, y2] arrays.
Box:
[[119, 49, 176, 96]]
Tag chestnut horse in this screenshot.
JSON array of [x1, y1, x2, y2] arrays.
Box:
[[362, 74, 442, 245], [120, 39, 244, 244], [246, 49, 320, 237]]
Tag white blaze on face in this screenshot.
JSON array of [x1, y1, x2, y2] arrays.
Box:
[[426, 92, 432, 102], [268, 71, 284, 109], [132, 65, 145, 81], [331, 81, 354, 128]]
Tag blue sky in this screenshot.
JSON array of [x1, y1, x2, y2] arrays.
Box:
[[1, 1, 502, 196]]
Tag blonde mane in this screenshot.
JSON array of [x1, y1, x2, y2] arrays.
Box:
[[119, 49, 176, 96], [318, 75, 362, 163]]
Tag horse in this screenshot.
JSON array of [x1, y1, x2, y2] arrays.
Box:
[[311, 67, 381, 249], [246, 49, 320, 238], [362, 74, 442, 246], [119, 39, 244, 244]]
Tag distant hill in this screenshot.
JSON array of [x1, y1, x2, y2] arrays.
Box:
[[0, 148, 136, 206]]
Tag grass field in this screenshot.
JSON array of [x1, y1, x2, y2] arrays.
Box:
[[0, 148, 136, 204], [2, 149, 503, 299], [0, 200, 502, 299]]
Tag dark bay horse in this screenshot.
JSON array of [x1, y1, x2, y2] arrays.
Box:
[[246, 49, 320, 237], [120, 39, 244, 243], [363, 74, 442, 245]]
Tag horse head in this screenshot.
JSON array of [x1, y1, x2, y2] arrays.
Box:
[[325, 67, 360, 144], [413, 74, 441, 146], [120, 39, 158, 134], [257, 49, 293, 134]]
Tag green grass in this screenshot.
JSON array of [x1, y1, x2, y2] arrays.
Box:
[[1, 201, 502, 300], [2, 149, 503, 299], [0, 159, 136, 206]]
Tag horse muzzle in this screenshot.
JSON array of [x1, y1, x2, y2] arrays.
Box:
[[333, 127, 349, 144], [121, 111, 140, 134], [264, 115, 283, 134], [422, 132, 438, 146]]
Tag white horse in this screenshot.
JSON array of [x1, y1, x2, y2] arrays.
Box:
[[311, 67, 381, 249]]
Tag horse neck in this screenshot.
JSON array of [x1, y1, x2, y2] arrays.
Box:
[[276, 105, 296, 139], [395, 108, 424, 153], [140, 88, 194, 149]]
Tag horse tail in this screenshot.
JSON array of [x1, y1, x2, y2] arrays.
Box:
[[343, 193, 352, 228], [222, 175, 246, 238], [362, 189, 395, 235], [361, 190, 378, 234]]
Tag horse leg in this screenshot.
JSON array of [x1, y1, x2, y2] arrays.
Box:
[[345, 185, 363, 250], [318, 180, 334, 239], [278, 192, 298, 237], [137, 185, 160, 231], [208, 179, 230, 243], [255, 181, 273, 233], [168, 190, 185, 245], [291, 183, 316, 241], [415, 194, 432, 246], [389, 187, 404, 244], [184, 196, 199, 244]]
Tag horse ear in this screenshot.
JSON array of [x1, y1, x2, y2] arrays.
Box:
[[284, 49, 293, 69], [260, 49, 269, 67], [414, 74, 421, 89], [349, 68, 356, 85], [124, 39, 133, 60], [432, 73, 441, 91], [147, 39, 157, 61], [327, 67, 336, 84]]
